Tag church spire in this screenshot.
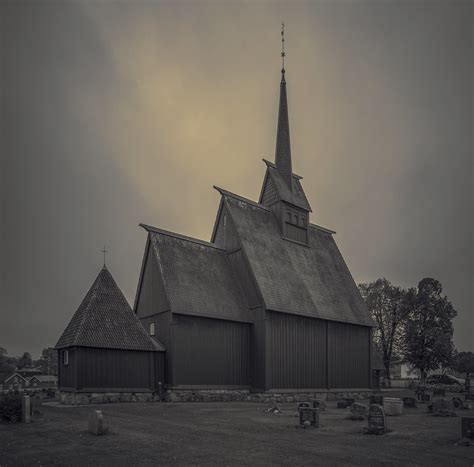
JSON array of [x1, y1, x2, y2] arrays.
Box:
[[275, 22, 293, 190]]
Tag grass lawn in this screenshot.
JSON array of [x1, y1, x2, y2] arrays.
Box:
[[0, 392, 473, 466]]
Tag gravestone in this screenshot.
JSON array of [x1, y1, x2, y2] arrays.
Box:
[[350, 402, 369, 420], [298, 407, 319, 428], [370, 393, 384, 405], [337, 401, 347, 409], [364, 404, 386, 435], [420, 393, 432, 403], [88, 410, 106, 435], [461, 417, 474, 439], [344, 397, 355, 407], [430, 397, 457, 417], [433, 388, 446, 397], [21, 395, 31, 424], [402, 396, 417, 408], [297, 402, 311, 411], [312, 399, 326, 411], [383, 397, 403, 416]]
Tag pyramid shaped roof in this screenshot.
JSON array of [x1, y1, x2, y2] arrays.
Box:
[[56, 266, 164, 352]]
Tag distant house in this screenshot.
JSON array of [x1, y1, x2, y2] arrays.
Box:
[[28, 375, 58, 389], [390, 359, 419, 380], [0, 372, 29, 391]]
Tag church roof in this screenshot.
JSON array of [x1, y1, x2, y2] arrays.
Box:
[[261, 160, 312, 212], [142, 225, 251, 323], [222, 193, 374, 327], [55, 266, 164, 351]]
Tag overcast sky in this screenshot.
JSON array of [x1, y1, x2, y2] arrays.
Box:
[[1, 0, 472, 358]]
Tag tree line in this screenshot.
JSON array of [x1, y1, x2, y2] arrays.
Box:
[[0, 347, 58, 376], [358, 277, 473, 385]]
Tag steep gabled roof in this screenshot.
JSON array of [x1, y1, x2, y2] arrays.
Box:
[[55, 266, 164, 351], [222, 194, 374, 327], [141, 224, 251, 323], [260, 160, 312, 212]]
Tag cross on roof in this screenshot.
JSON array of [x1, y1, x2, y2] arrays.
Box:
[[101, 246, 108, 267]]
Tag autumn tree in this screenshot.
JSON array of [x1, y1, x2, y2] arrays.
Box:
[[37, 347, 58, 376], [404, 278, 456, 383], [453, 351, 474, 391], [359, 278, 414, 383]]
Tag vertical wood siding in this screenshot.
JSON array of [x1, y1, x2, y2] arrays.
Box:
[[261, 176, 279, 207], [172, 314, 250, 386], [284, 222, 308, 243], [136, 244, 169, 318], [228, 249, 261, 308], [328, 321, 370, 388], [268, 312, 327, 389], [76, 348, 158, 390], [58, 348, 76, 389]]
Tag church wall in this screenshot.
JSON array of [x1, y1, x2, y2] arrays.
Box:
[[75, 347, 162, 392], [267, 311, 327, 389], [58, 347, 77, 389], [328, 321, 371, 389], [135, 241, 169, 318], [171, 314, 251, 387]]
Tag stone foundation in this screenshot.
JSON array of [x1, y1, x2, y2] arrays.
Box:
[[59, 391, 158, 405], [164, 389, 373, 403], [59, 389, 373, 405]]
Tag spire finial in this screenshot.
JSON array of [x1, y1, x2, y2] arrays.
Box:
[[281, 22, 286, 74], [101, 246, 108, 267]]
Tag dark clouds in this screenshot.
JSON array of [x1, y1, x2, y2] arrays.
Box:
[[1, 0, 472, 357]]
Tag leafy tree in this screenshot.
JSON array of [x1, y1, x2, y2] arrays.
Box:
[[37, 347, 58, 376], [404, 278, 457, 382], [18, 352, 33, 369], [0, 347, 15, 373], [359, 278, 414, 383], [453, 351, 474, 390]]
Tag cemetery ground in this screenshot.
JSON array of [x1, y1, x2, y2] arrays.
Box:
[[1, 390, 473, 466]]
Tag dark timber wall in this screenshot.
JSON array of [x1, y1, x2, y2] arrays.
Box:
[[71, 347, 164, 392], [267, 311, 371, 390], [171, 314, 251, 387], [58, 348, 76, 389]]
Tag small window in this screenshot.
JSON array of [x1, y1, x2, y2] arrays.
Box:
[[63, 350, 69, 365], [286, 212, 291, 222], [294, 214, 298, 224], [149, 322, 155, 336], [300, 216, 305, 227]]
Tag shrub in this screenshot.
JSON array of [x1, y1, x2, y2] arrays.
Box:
[[0, 394, 23, 423]]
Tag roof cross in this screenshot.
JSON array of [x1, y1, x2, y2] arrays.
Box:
[[101, 246, 108, 267], [281, 22, 286, 72]]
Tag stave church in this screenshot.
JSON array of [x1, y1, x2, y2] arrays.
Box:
[[56, 56, 375, 403]]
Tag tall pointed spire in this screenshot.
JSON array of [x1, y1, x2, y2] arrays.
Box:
[[275, 22, 293, 190]]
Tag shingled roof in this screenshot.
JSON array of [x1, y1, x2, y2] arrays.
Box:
[[142, 225, 251, 323], [222, 194, 374, 327], [55, 266, 164, 351], [262, 160, 312, 212]]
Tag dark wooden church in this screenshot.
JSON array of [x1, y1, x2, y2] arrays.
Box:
[[134, 66, 374, 394], [56, 65, 374, 402]]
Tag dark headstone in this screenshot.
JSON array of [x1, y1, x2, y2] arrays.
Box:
[[402, 396, 417, 408], [433, 388, 446, 397], [364, 404, 386, 435], [461, 417, 474, 439], [298, 407, 319, 428], [312, 399, 326, 411], [370, 393, 384, 405], [88, 410, 106, 435], [420, 393, 432, 402], [431, 397, 457, 417], [337, 401, 347, 409], [344, 398, 355, 406], [350, 402, 369, 420]]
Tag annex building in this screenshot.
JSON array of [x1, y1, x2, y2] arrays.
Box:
[[56, 66, 375, 403]]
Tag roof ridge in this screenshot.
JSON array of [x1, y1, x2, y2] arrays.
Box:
[[262, 159, 303, 180], [140, 223, 225, 250], [213, 186, 271, 211], [309, 223, 336, 235], [74, 268, 103, 346]]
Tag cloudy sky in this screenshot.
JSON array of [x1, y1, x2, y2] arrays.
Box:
[[1, 0, 472, 358]]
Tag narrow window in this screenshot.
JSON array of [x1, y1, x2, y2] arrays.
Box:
[[149, 322, 155, 336], [300, 216, 305, 227], [286, 212, 291, 222], [63, 350, 69, 365], [294, 214, 298, 224]]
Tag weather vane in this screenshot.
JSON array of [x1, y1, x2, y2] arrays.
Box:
[[281, 21, 286, 72], [101, 246, 108, 267]]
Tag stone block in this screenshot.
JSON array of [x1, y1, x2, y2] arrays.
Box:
[[88, 410, 105, 435], [349, 402, 368, 420], [383, 397, 403, 416]]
